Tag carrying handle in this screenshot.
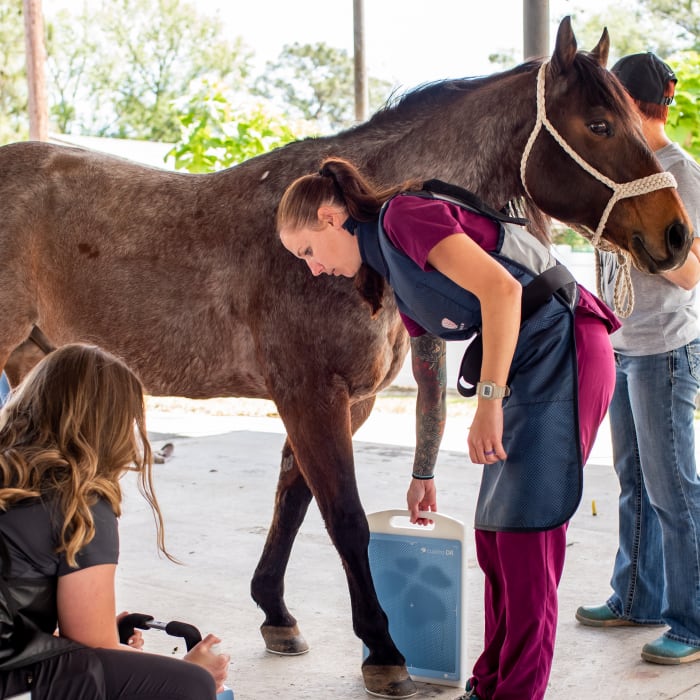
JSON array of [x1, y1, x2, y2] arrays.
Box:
[[366, 509, 466, 540], [118, 612, 203, 651]]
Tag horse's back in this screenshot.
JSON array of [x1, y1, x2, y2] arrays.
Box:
[[0, 142, 408, 400]]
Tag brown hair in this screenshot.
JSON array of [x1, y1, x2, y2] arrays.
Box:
[[634, 79, 675, 121], [277, 157, 421, 314], [0, 344, 171, 566]]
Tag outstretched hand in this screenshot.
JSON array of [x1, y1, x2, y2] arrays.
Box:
[[407, 478, 437, 525], [184, 633, 231, 692], [468, 402, 507, 464]]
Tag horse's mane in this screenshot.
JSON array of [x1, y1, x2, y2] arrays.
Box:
[[354, 50, 634, 245], [371, 50, 629, 127], [570, 51, 632, 118], [368, 61, 540, 128]]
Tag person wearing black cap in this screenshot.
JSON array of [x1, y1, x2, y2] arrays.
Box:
[[576, 52, 700, 665]]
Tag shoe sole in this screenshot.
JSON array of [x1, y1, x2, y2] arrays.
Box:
[[642, 649, 700, 665], [575, 611, 656, 628]]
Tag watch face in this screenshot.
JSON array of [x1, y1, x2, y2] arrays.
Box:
[[482, 384, 493, 397]]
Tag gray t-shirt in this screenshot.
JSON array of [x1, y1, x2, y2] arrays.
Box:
[[599, 141, 700, 355]]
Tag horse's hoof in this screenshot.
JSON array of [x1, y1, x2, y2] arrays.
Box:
[[153, 442, 174, 464], [362, 665, 417, 698], [261, 624, 310, 656]]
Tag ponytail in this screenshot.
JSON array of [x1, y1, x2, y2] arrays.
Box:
[[278, 158, 421, 316]]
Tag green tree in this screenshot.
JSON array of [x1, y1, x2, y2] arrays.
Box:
[[255, 42, 354, 132], [551, 225, 593, 252], [167, 79, 298, 173], [638, 0, 700, 49], [255, 42, 393, 133], [0, 0, 28, 143], [46, 0, 254, 141], [570, 2, 681, 62], [667, 52, 700, 159], [46, 5, 98, 135]]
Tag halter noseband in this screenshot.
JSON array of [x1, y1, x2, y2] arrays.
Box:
[[520, 62, 678, 317]]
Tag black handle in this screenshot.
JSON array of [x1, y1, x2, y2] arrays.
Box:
[[118, 613, 154, 645], [164, 621, 203, 651], [117, 612, 203, 651]]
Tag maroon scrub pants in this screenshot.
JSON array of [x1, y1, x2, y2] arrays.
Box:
[[470, 311, 615, 700]]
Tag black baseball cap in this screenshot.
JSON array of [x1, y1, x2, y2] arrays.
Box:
[[611, 52, 677, 106]]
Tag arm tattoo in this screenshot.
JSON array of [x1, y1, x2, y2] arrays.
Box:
[[410, 334, 447, 478]]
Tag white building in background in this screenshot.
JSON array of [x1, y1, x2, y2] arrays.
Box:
[[49, 133, 175, 170]]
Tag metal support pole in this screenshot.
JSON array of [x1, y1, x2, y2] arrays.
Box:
[[353, 0, 368, 122], [523, 0, 550, 61]]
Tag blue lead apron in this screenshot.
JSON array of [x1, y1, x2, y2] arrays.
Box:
[[356, 192, 582, 532]]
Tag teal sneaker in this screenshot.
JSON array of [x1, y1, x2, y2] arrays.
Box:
[[455, 679, 480, 699], [642, 636, 700, 665], [575, 604, 662, 628]]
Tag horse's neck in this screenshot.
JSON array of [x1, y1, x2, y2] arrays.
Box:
[[354, 71, 537, 208]]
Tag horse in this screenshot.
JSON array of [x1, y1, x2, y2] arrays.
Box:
[[0, 17, 691, 698]]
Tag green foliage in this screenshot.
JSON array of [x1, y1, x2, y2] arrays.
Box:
[[255, 42, 355, 132], [255, 42, 393, 133], [45, 5, 98, 135], [166, 80, 298, 173], [0, 0, 28, 143], [551, 226, 593, 252], [667, 52, 700, 160], [45, 0, 254, 142], [638, 0, 700, 50], [569, 2, 681, 61]]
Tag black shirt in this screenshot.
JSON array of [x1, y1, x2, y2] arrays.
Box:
[[0, 497, 119, 579]]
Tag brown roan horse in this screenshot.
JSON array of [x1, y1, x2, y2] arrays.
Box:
[[0, 17, 692, 699]]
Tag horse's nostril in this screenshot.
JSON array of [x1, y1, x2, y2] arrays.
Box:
[[667, 221, 689, 254]]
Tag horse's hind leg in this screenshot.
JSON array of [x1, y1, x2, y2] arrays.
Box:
[[250, 439, 313, 655], [264, 392, 415, 698]]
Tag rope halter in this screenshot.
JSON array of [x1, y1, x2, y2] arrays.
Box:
[[520, 62, 678, 317]]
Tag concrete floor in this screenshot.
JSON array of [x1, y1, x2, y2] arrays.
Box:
[[114, 404, 700, 699]]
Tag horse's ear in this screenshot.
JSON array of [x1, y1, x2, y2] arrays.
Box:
[[589, 27, 610, 68], [550, 15, 577, 75]]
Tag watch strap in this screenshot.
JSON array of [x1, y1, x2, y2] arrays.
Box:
[[476, 381, 511, 399]]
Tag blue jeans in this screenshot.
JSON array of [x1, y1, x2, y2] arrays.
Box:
[[606, 339, 700, 645], [0, 371, 9, 405]]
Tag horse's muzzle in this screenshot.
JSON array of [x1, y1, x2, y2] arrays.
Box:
[[631, 220, 692, 272]]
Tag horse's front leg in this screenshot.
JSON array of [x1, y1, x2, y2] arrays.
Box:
[[276, 390, 416, 699], [251, 439, 313, 655]]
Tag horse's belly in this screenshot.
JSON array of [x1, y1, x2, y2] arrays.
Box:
[[39, 313, 270, 400]]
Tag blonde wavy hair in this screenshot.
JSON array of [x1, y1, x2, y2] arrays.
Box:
[[0, 343, 170, 566]]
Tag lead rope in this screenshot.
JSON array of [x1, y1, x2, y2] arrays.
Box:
[[594, 247, 635, 319], [520, 62, 677, 318]]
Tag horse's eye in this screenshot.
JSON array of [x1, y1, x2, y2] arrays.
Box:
[[589, 120, 611, 136]]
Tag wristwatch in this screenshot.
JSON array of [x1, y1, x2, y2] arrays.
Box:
[[476, 381, 511, 400]]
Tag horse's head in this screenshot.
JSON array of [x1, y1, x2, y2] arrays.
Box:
[[521, 16, 692, 273]]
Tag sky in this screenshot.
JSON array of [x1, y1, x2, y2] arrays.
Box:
[[51, 0, 628, 92], [195, 0, 623, 90]]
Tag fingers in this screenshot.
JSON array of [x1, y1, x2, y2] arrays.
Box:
[[469, 443, 507, 464], [407, 480, 437, 525], [127, 631, 144, 649], [415, 504, 436, 527], [198, 633, 222, 649]]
